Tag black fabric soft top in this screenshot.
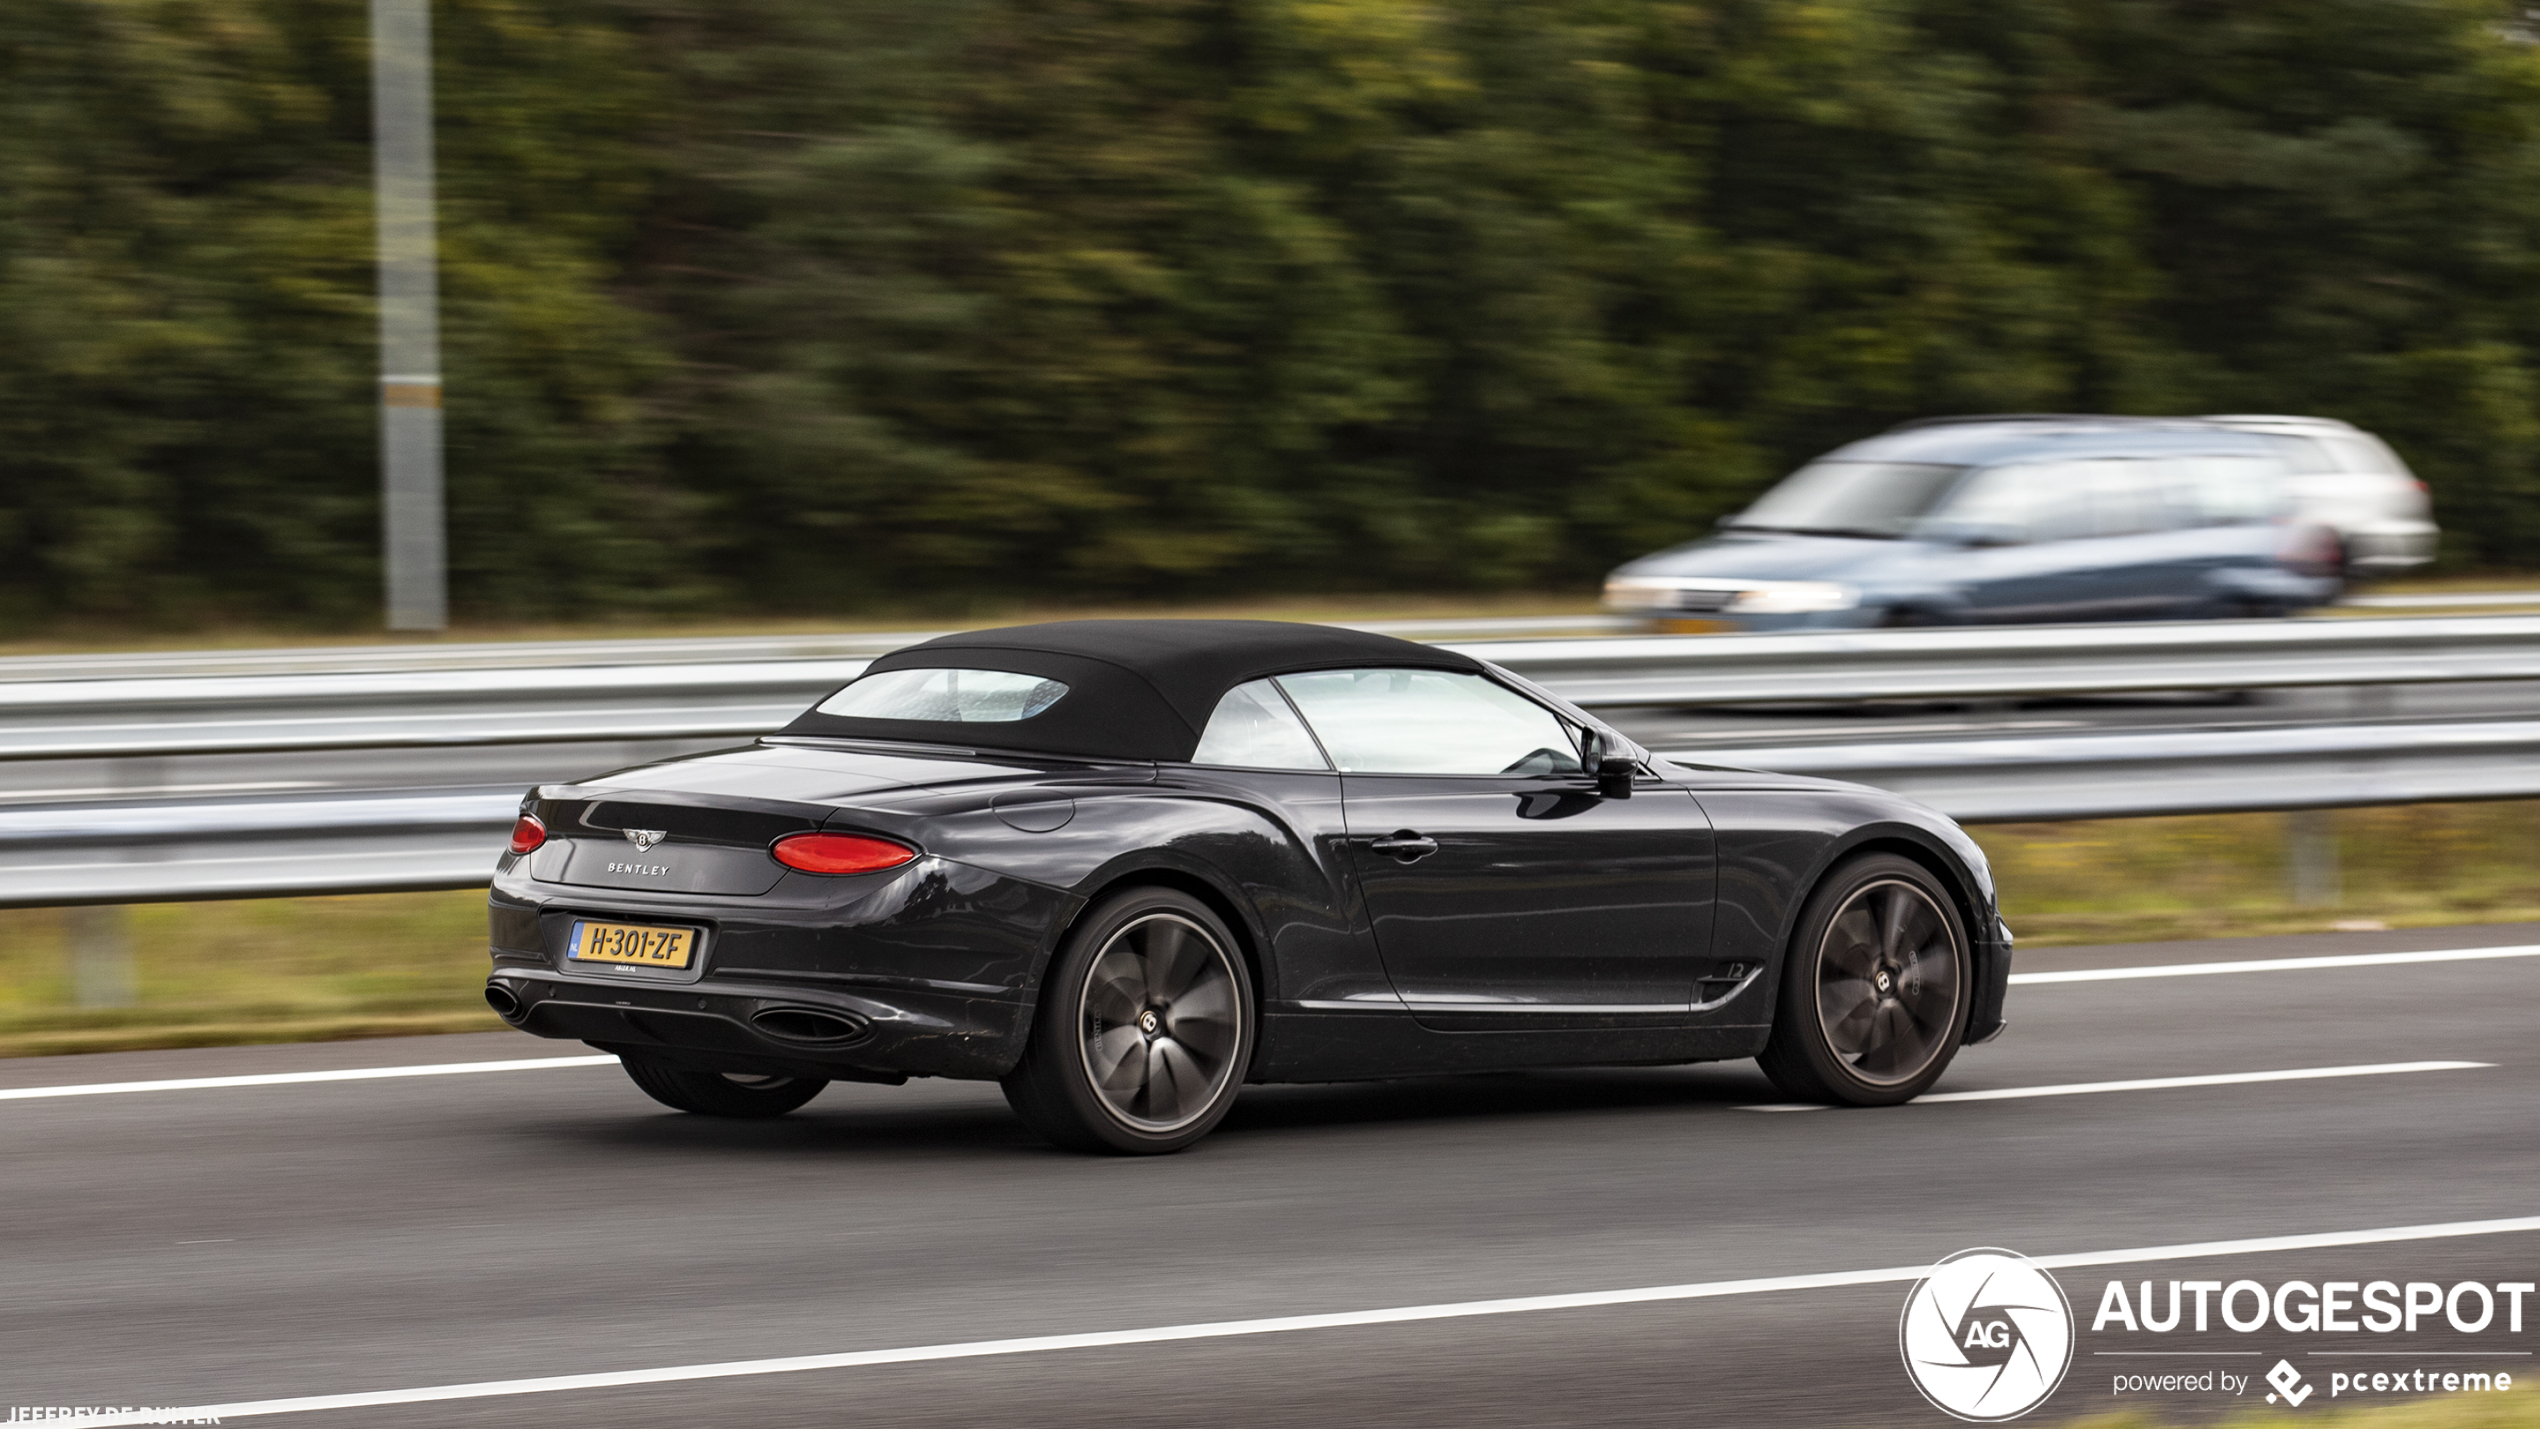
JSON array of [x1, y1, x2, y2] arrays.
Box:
[[776, 619, 1484, 761]]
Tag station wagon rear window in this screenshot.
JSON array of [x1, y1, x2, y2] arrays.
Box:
[[815, 668, 1070, 722]]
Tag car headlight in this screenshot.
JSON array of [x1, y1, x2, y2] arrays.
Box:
[[1727, 581, 1858, 614], [1601, 577, 1677, 609]]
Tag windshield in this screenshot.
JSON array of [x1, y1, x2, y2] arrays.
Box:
[[1726, 461, 1968, 538]]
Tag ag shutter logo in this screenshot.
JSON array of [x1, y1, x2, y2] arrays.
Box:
[[1900, 1248, 2076, 1421]]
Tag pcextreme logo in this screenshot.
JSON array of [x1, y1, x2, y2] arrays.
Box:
[[1900, 1249, 2077, 1421]]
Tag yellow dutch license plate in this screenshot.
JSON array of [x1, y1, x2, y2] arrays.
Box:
[[569, 920, 696, 969], [1658, 618, 1732, 635]]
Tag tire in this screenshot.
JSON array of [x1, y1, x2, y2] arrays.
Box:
[[1757, 853, 1973, 1106], [622, 1055, 827, 1118], [1002, 887, 1255, 1154]]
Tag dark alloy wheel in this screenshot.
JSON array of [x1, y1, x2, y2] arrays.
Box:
[[1003, 887, 1254, 1154], [622, 1055, 827, 1118], [1758, 853, 1972, 1105]]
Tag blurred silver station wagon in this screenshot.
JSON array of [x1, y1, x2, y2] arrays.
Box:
[[1603, 414, 2432, 631]]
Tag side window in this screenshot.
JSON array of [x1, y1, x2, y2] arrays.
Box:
[[2017, 463, 2100, 543], [1929, 464, 2041, 541], [2083, 461, 2168, 536], [1274, 669, 1582, 776], [2336, 433, 2412, 477], [2268, 436, 2340, 474], [1189, 680, 1329, 770], [2160, 456, 2284, 525]]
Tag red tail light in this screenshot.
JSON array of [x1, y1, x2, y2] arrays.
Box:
[[508, 814, 547, 855], [2278, 522, 2345, 579], [772, 832, 918, 875]]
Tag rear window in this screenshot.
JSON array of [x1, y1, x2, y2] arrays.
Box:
[[815, 668, 1070, 723]]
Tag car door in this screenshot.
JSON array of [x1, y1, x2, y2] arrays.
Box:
[[2153, 454, 2294, 608], [1934, 460, 2170, 622], [2070, 459, 2200, 618], [1273, 668, 1715, 1027]]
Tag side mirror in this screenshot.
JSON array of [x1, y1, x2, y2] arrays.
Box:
[[1578, 728, 1637, 799]]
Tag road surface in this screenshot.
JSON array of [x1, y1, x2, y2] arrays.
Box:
[[3, 921, 2535, 1426]]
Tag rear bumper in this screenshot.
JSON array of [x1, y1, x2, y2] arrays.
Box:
[[488, 966, 1033, 1081], [485, 854, 1071, 1081], [2341, 522, 2438, 573]]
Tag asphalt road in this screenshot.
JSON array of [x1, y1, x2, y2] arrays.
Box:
[[5, 921, 2537, 1428]]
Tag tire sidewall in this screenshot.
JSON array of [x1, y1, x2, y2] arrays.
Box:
[[1027, 887, 1256, 1153], [1772, 853, 1972, 1105]]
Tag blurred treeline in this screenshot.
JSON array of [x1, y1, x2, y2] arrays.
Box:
[[6, 0, 2540, 628]]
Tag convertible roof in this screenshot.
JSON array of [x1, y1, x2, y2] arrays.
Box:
[[777, 619, 1482, 761]]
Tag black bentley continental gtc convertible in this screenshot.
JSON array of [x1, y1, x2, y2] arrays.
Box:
[[486, 620, 2010, 1153]]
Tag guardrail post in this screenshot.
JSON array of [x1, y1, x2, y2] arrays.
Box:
[[67, 905, 135, 1008], [2286, 810, 2341, 908]]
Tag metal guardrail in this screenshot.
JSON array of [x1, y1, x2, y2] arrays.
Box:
[[4, 717, 2529, 906], [0, 789, 517, 906], [1672, 720, 2540, 823], [0, 614, 1634, 684], [1456, 614, 2540, 707], [4, 614, 2537, 764], [2, 613, 2536, 905]]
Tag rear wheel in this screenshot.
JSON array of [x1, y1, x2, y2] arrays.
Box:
[[622, 1055, 827, 1118], [1758, 853, 1971, 1105], [1003, 887, 1254, 1154]]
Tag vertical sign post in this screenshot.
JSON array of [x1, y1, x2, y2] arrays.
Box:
[[371, 0, 448, 631]]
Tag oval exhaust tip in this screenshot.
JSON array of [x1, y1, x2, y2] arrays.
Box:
[[750, 1007, 869, 1044], [484, 984, 525, 1021]]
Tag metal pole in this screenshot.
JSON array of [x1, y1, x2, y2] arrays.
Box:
[[67, 906, 136, 1009], [2286, 809, 2342, 908], [372, 0, 447, 631]]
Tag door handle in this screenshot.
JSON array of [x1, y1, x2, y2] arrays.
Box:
[[1367, 832, 1439, 861]]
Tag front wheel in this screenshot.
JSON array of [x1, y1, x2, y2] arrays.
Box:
[[1757, 853, 1972, 1105], [1003, 887, 1255, 1154], [622, 1055, 827, 1118]]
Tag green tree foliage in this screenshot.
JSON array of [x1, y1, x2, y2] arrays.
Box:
[[0, 0, 678, 626], [4, 0, 2539, 627]]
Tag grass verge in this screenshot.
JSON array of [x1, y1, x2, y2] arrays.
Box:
[[1976, 800, 2540, 946], [0, 892, 504, 1057]]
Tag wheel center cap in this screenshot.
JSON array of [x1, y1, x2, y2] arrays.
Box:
[[1873, 969, 1894, 994], [1138, 1009, 1161, 1036]]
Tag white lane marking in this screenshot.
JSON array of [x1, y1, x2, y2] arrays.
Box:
[[2011, 943, 2540, 985], [1737, 1060, 2490, 1113], [54, 1213, 2540, 1427], [0, 1055, 617, 1102]]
